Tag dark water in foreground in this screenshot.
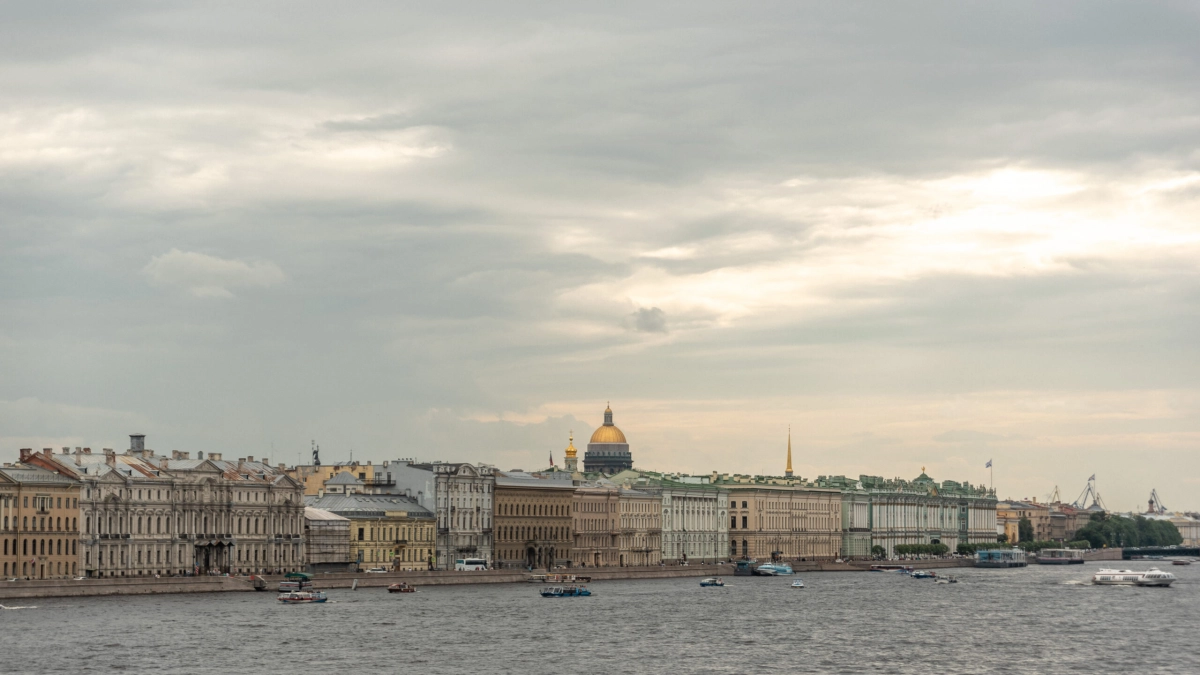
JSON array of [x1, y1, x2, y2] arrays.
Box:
[[3, 564, 1197, 674]]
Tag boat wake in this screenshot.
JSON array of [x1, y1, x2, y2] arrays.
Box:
[[0, 603, 38, 610]]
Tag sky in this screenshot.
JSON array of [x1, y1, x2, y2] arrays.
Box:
[[2, 1, 1199, 511]]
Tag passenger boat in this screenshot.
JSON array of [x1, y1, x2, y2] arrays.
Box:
[[870, 564, 914, 573], [753, 562, 794, 576], [1035, 549, 1085, 565], [388, 582, 416, 593], [790, 580, 805, 588], [1092, 568, 1176, 587], [540, 585, 591, 597], [911, 570, 936, 579], [278, 590, 328, 604], [1171, 560, 1191, 566], [976, 547, 1028, 568], [699, 577, 725, 587]]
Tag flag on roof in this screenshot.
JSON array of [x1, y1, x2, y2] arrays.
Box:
[[985, 459, 992, 468]]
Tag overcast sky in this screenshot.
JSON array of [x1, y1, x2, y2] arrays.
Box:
[[3, 1, 1198, 510]]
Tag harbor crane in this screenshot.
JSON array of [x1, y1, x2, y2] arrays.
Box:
[[1148, 489, 1167, 514], [1072, 475, 1107, 511]]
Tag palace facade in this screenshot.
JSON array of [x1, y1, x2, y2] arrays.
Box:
[[494, 471, 574, 569], [0, 464, 81, 579]]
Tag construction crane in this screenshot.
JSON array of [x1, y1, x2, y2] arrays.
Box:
[[1049, 486, 1061, 504], [1148, 489, 1167, 514], [1072, 475, 1107, 511]]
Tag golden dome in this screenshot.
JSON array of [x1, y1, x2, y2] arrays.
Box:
[[564, 432, 578, 458], [589, 403, 627, 444], [589, 425, 627, 444]]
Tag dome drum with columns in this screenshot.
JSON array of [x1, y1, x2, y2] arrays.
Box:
[[583, 404, 633, 474]]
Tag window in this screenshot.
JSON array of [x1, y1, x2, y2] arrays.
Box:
[[742, 516, 748, 529], [358, 528, 365, 541]]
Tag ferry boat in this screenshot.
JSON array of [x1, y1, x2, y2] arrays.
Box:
[[699, 577, 725, 587], [976, 547, 1028, 568], [1035, 549, 1085, 565], [1092, 568, 1176, 587], [278, 590, 328, 604], [387, 582, 416, 593], [540, 585, 591, 597], [753, 562, 794, 576]]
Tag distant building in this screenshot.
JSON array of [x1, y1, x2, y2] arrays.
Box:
[[572, 482, 621, 567], [617, 486, 661, 566], [305, 491, 434, 571], [610, 469, 728, 564], [583, 405, 633, 474], [863, 472, 996, 556], [413, 462, 495, 569], [0, 462, 81, 579], [304, 507, 351, 573], [494, 470, 574, 569], [718, 474, 842, 561]]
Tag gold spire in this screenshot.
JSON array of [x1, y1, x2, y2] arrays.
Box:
[[565, 431, 577, 458], [785, 425, 793, 477]]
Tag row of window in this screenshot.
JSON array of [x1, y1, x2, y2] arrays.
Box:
[[87, 487, 281, 504], [3, 561, 76, 578], [86, 512, 302, 536], [0, 495, 77, 510], [2, 537, 76, 557], [0, 516, 77, 532]]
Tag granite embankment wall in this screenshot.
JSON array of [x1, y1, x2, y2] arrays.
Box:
[[0, 557, 999, 599], [1082, 548, 1123, 561]]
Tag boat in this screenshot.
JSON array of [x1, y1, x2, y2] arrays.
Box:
[[911, 570, 936, 579], [250, 575, 268, 591], [279, 571, 316, 593], [733, 560, 754, 576], [388, 582, 416, 593], [1092, 568, 1176, 587], [934, 576, 957, 584], [753, 562, 794, 576], [278, 590, 328, 604], [1172, 560, 1191, 566], [790, 580, 805, 588], [540, 585, 591, 597], [870, 564, 914, 573], [1134, 569, 1176, 587], [1035, 549, 1086, 565], [699, 577, 725, 587], [976, 547, 1028, 568]]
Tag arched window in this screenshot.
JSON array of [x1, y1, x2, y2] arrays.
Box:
[[72, 540, 76, 555]]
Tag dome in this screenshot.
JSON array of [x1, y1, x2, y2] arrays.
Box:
[[589, 425, 627, 444]]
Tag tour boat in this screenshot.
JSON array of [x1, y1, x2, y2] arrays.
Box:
[[388, 582, 416, 593], [753, 563, 794, 576], [540, 585, 591, 597], [278, 590, 328, 604], [699, 577, 725, 587], [790, 580, 805, 588], [1092, 568, 1176, 587]]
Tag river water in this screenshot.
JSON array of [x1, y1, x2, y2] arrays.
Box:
[[3, 564, 1197, 674]]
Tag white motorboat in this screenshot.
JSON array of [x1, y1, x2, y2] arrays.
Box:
[[1091, 568, 1175, 587], [790, 580, 804, 588], [754, 563, 794, 576]]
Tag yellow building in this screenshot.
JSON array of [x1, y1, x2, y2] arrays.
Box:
[[718, 476, 842, 561], [305, 490, 435, 571], [1, 462, 82, 580], [288, 462, 381, 496]]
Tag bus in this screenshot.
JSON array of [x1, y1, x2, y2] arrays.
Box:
[[455, 558, 488, 571]]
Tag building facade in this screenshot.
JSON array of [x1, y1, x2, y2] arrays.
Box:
[[719, 477, 842, 561], [617, 487, 661, 566], [583, 405, 633, 474], [419, 462, 495, 569], [612, 470, 728, 564], [304, 506, 352, 572], [494, 471, 574, 569], [22, 437, 306, 577], [572, 484, 620, 567], [304, 491, 435, 571], [0, 464, 81, 579], [865, 473, 997, 556]]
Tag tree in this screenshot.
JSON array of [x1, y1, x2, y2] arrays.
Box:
[[871, 545, 885, 558], [1018, 517, 1034, 543]]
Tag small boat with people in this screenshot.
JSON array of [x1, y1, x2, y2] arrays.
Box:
[[699, 577, 725, 587], [278, 572, 327, 603], [791, 580, 805, 588], [1092, 568, 1176, 587], [540, 585, 592, 597], [279, 590, 328, 604], [934, 576, 958, 584], [388, 582, 416, 593]]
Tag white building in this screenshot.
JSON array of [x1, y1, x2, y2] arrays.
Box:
[[611, 470, 729, 564], [416, 462, 495, 569]]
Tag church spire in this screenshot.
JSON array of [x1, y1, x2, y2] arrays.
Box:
[[785, 426, 793, 477]]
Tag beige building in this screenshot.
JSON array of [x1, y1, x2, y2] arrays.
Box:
[[573, 484, 620, 567], [617, 487, 661, 566], [998, 500, 1052, 542], [23, 438, 306, 577], [718, 476, 842, 561], [305, 473, 435, 571], [494, 471, 574, 569], [0, 464, 81, 579]]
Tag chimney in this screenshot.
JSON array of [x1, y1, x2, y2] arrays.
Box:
[[130, 434, 145, 452], [208, 453, 222, 461], [19, 448, 32, 462], [197, 452, 204, 459], [278, 463, 286, 471], [262, 457, 269, 466], [247, 455, 254, 463], [104, 449, 116, 467], [172, 450, 181, 460]]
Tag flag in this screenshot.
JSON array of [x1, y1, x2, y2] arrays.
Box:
[[1088, 474, 1095, 481], [549, 451, 554, 467], [985, 459, 992, 468]]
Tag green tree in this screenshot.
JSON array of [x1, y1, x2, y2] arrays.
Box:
[[1018, 517, 1034, 542], [871, 545, 885, 558]]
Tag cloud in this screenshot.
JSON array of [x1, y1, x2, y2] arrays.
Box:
[[630, 307, 668, 333], [141, 249, 285, 298], [934, 430, 1027, 443]]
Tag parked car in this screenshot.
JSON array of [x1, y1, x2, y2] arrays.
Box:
[[364, 567, 389, 573]]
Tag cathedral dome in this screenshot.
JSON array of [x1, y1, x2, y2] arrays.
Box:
[[589, 404, 627, 444]]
